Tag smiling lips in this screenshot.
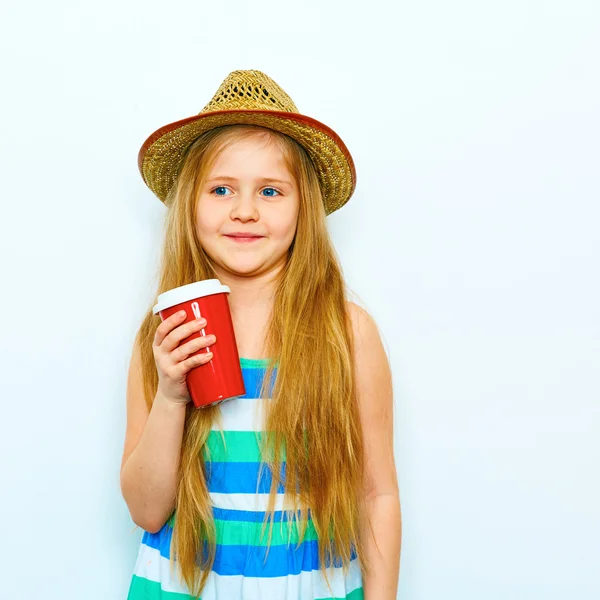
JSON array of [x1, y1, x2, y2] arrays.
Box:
[[225, 233, 264, 243]]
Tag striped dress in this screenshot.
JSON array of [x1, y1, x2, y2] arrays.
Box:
[[127, 357, 364, 599]]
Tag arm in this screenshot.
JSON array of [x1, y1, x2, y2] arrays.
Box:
[[361, 494, 402, 600], [349, 301, 402, 599], [119, 340, 187, 533]]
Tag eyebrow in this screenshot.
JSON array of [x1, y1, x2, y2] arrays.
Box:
[[206, 175, 293, 187]]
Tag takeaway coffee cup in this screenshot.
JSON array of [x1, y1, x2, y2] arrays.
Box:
[[152, 279, 246, 408]]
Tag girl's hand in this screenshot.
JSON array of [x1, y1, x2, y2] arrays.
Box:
[[152, 311, 216, 405]]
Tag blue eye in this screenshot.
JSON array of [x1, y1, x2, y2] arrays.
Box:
[[210, 186, 281, 197], [213, 186, 231, 196], [262, 187, 280, 197]]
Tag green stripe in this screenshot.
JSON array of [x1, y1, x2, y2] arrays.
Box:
[[202, 430, 310, 463], [239, 357, 275, 368], [128, 575, 363, 599], [128, 575, 188, 599], [202, 430, 286, 462], [215, 516, 318, 546]]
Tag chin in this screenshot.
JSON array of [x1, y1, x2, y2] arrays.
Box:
[[221, 255, 263, 270]]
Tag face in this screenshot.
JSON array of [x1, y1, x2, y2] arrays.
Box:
[[195, 134, 300, 279]]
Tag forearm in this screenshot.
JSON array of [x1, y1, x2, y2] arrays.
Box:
[[120, 392, 187, 532], [361, 494, 402, 600]]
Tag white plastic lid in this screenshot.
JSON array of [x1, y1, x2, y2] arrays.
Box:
[[152, 279, 231, 315]]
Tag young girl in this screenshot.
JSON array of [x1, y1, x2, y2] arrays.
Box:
[[121, 69, 401, 600]]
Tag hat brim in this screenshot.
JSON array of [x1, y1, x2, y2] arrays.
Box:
[[138, 109, 356, 215]]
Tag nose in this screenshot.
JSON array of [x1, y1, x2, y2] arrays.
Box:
[[230, 190, 260, 222]]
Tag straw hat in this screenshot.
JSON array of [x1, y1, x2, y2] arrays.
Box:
[[137, 69, 356, 216]]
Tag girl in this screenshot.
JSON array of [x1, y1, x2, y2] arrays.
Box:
[[120, 69, 401, 600]]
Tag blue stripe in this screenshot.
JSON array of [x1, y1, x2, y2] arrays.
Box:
[[141, 526, 172, 560], [141, 525, 356, 577], [239, 365, 276, 399], [212, 506, 313, 523], [206, 461, 286, 493]]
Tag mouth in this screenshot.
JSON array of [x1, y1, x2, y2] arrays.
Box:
[[224, 235, 264, 243]]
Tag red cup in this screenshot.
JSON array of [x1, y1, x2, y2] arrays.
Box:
[[152, 279, 245, 408]]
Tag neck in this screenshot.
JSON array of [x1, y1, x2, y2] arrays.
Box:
[[213, 266, 280, 320]]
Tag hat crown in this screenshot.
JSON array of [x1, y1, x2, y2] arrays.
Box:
[[199, 69, 299, 115]]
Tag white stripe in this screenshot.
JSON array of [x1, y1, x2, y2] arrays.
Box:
[[133, 543, 363, 599], [210, 491, 296, 512], [213, 397, 271, 432]]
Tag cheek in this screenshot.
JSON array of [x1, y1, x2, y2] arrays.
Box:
[[269, 218, 294, 239], [283, 211, 299, 238], [195, 204, 221, 233], [272, 205, 299, 236], [197, 216, 214, 232]]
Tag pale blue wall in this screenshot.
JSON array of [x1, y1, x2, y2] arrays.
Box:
[[0, 0, 598, 598]]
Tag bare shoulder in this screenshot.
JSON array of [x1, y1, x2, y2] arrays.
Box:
[[346, 300, 385, 357], [345, 300, 392, 396]]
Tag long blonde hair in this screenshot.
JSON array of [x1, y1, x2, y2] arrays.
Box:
[[133, 124, 373, 597]]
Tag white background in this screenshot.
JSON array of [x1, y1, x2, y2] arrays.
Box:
[[0, 1, 598, 598]]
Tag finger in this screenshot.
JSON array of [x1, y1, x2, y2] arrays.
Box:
[[173, 349, 214, 377], [174, 335, 216, 363], [163, 318, 208, 354], [153, 310, 187, 348]]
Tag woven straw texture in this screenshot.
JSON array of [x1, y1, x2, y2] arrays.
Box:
[[138, 70, 356, 216]]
